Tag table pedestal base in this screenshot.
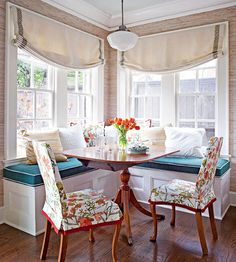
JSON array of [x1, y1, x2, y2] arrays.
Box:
[[115, 168, 165, 245]]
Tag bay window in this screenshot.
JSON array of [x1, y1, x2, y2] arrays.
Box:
[[8, 49, 103, 159], [119, 57, 228, 154]]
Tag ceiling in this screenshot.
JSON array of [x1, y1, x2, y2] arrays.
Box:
[[42, 0, 236, 30], [86, 0, 176, 16]]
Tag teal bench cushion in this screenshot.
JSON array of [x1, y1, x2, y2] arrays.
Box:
[[137, 157, 230, 177], [3, 158, 94, 186]]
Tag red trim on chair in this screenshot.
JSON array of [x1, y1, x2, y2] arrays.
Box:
[[42, 210, 60, 234], [61, 219, 123, 235], [41, 210, 123, 236], [148, 198, 216, 213]]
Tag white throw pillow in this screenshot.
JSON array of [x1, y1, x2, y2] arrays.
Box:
[[21, 129, 67, 164], [59, 124, 86, 150], [164, 127, 206, 158]]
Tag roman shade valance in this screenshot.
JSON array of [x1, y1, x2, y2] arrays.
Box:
[[10, 6, 104, 69], [120, 23, 226, 73]]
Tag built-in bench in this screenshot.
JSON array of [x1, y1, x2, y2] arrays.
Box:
[[3, 158, 94, 186], [130, 157, 231, 220], [3, 155, 231, 235], [3, 158, 119, 236]]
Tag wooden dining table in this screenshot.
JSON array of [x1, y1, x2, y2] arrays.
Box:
[[64, 145, 179, 245]]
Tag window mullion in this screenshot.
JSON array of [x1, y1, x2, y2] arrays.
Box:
[[195, 69, 199, 128]]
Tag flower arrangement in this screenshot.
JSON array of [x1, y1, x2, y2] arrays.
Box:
[[108, 117, 140, 150], [83, 124, 104, 147]]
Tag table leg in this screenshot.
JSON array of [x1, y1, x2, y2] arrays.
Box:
[[115, 168, 165, 245], [130, 189, 165, 221]]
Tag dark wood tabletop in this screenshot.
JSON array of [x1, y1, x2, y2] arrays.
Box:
[[63, 145, 179, 165]]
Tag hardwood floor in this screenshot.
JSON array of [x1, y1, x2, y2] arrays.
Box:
[[0, 206, 236, 261]]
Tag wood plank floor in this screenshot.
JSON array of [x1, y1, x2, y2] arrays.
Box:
[[0, 206, 236, 262]]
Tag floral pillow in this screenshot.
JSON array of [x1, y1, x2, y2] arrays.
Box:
[[83, 123, 104, 147]]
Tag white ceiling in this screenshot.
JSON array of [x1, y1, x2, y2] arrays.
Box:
[[42, 0, 236, 30], [86, 0, 176, 16]]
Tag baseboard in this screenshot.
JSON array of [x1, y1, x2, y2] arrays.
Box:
[[4, 221, 37, 236], [0, 207, 5, 224], [230, 191, 236, 206]]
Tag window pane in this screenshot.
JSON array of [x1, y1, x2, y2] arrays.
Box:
[[199, 68, 216, 93], [68, 93, 78, 118], [78, 71, 84, 92], [178, 96, 195, 119], [17, 91, 34, 118], [146, 74, 161, 95], [198, 122, 215, 140], [131, 97, 145, 118], [35, 120, 51, 129], [146, 75, 161, 95], [146, 97, 160, 119], [179, 121, 195, 128], [197, 59, 216, 68], [197, 96, 215, 119], [132, 72, 146, 83], [179, 70, 196, 93], [17, 120, 34, 130], [17, 60, 31, 89], [78, 71, 90, 93], [33, 65, 48, 89], [79, 95, 92, 120], [132, 82, 145, 95], [152, 120, 160, 127], [67, 71, 76, 91], [36, 92, 52, 119]]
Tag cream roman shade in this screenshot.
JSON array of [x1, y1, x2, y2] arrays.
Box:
[[10, 6, 104, 69], [120, 23, 226, 73]]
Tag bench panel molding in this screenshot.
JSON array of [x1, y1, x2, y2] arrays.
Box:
[[129, 166, 231, 220], [3, 169, 119, 236]]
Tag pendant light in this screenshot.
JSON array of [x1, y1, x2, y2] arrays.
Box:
[[107, 0, 138, 51]]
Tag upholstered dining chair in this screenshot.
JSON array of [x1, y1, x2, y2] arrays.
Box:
[[33, 141, 123, 262], [149, 137, 223, 255]]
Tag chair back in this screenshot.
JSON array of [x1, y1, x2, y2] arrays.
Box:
[[33, 141, 66, 220], [195, 137, 223, 198]]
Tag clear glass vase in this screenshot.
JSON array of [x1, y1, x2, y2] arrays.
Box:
[[118, 132, 128, 151]]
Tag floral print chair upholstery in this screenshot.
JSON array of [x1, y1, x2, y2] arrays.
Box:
[[33, 141, 123, 262], [149, 137, 223, 255]]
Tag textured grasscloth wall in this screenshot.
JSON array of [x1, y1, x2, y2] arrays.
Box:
[[110, 6, 236, 192], [0, 0, 114, 206], [0, 1, 236, 207]]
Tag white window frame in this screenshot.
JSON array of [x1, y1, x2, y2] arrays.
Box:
[[16, 51, 55, 129], [175, 62, 217, 129], [67, 70, 93, 125], [5, 2, 104, 160], [118, 22, 229, 155], [127, 71, 161, 125]]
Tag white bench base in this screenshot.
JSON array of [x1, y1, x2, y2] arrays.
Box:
[[3, 169, 119, 236], [129, 167, 230, 220]]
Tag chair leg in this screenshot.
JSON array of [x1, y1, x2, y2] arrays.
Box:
[[170, 205, 176, 226], [40, 219, 52, 260], [112, 223, 121, 262], [208, 204, 218, 240], [195, 211, 208, 255], [89, 228, 95, 242], [58, 233, 68, 262], [150, 203, 158, 242]]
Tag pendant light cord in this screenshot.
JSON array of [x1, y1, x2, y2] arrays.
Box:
[[121, 0, 124, 26]]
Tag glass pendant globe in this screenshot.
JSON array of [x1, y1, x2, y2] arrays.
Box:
[[107, 30, 138, 52]]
